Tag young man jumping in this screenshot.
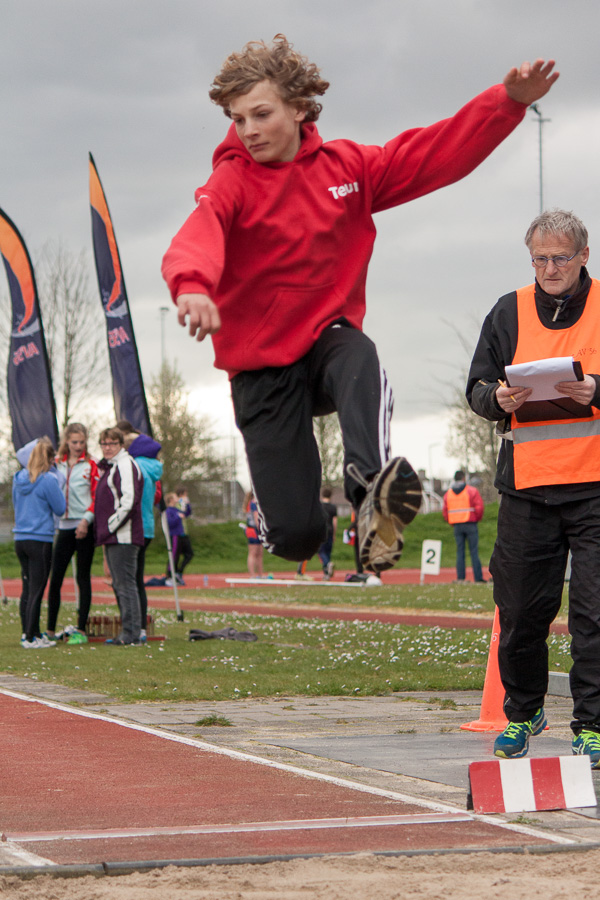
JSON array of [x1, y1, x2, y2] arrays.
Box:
[[162, 35, 558, 574]]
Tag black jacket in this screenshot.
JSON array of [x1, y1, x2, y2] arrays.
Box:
[[466, 268, 600, 503]]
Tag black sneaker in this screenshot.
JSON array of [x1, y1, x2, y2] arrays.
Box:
[[348, 457, 422, 574]]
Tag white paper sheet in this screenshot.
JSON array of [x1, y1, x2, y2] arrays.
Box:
[[505, 356, 578, 401]]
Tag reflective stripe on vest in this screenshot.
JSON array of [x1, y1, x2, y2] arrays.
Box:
[[510, 279, 600, 489], [446, 487, 474, 524]]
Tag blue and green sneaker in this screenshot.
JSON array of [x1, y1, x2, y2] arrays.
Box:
[[572, 730, 600, 769], [494, 708, 547, 759]]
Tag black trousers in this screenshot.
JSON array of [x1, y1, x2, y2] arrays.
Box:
[[15, 540, 53, 641], [175, 535, 194, 574], [47, 527, 96, 632], [490, 492, 600, 734], [136, 537, 152, 627], [231, 324, 393, 561]]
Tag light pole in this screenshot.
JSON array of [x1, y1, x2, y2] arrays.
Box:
[[159, 306, 169, 368], [428, 441, 441, 489], [530, 103, 551, 214]]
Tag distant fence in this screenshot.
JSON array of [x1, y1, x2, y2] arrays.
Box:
[[185, 479, 246, 523]]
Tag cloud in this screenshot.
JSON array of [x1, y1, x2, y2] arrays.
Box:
[[2, 0, 599, 476]]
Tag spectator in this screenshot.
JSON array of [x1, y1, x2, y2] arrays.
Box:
[[95, 428, 144, 645], [442, 471, 485, 583], [175, 486, 194, 583], [243, 491, 263, 578], [164, 492, 185, 586], [318, 486, 338, 581], [47, 423, 99, 644], [13, 437, 66, 648], [126, 432, 163, 639]]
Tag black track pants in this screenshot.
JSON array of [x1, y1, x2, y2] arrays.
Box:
[[16, 540, 53, 641], [231, 324, 393, 561], [491, 492, 600, 732], [47, 527, 96, 632]]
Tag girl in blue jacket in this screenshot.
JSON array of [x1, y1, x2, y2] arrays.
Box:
[[13, 437, 66, 648]]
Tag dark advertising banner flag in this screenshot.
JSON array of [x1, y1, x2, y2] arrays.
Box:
[[89, 153, 152, 436], [0, 208, 58, 451]]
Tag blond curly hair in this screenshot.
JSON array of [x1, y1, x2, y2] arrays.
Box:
[[209, 34, 329, 122]]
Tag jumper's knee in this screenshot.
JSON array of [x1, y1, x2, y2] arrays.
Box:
[[266, 520, 327, 563]]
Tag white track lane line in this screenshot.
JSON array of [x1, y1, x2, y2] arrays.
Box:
[[4, 813, 472, 843]]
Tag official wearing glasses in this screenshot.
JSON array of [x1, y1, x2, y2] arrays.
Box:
[[95, 427, 144, 645], [467, 209, 600, 768]]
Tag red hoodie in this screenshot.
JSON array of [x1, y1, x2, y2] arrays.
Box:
[[162, 84, 526, 376]]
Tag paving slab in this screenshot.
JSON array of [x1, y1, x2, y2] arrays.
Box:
[[266, 732, 576, 788]]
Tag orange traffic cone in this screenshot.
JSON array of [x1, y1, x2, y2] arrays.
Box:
[[461, 606, 508, 732]]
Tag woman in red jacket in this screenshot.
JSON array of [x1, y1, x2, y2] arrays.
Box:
[[47, 423, 99, 644]]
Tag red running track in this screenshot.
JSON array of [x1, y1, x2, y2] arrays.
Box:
[[0, 690, 552, 866], [2, 569, 570, 635]]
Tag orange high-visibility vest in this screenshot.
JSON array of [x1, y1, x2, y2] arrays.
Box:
[[445, 487, 475, 524], [510, 279, 600, 489]]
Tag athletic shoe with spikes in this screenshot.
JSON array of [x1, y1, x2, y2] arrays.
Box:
[[348, 457, 422, 574]]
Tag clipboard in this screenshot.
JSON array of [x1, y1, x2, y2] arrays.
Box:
[[506, 359, 591, 422]]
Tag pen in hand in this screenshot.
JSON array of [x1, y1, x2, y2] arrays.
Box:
[[498, 379, 516, 403]]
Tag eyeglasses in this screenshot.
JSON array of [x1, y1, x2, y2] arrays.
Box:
[[100, 441, 120, 447], [531, 252, 580, 268]]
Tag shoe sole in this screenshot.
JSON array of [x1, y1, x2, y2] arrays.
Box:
[[373, 457, 422, 530], [22, 643, 56, 649], [360, 458, 422, 573], [494, 745, 530, 759], [360, 515, 402, 573], [531, 715, 547, 736]]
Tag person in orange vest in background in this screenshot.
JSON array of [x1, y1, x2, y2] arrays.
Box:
[[467, 209, 600, 769], [442, 470, 485, 584]]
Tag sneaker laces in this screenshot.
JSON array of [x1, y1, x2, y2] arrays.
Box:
[[502, 720, 532, 739], [578, 731, 600, 751], [503, 722, 531, 739], [346, 463, 370, 490]]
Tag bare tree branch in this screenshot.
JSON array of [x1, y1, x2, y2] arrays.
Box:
[[0, 241, 110, 440], [35, 242, 109, 429], [148, 361, 229, 490]]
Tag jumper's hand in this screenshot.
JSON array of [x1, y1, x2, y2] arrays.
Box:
[[555, 374, 596, 406], [176, 293, 221, 342], [496, 384, 532, 413], [75, 518, 88, 540], [503, 58, 559, 105]]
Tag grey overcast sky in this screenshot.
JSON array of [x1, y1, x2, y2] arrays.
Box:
[[1, 0, 599, 476]]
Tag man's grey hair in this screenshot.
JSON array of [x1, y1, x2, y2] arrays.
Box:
[[525, 208, 588, 252]]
